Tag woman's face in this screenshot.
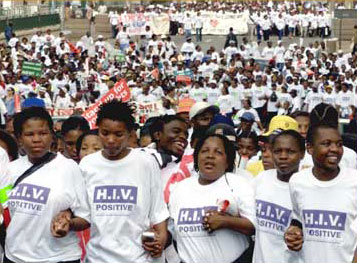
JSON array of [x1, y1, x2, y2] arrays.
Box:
[[308, 127, 343, 172], [198, 137, 228, 184], [295, 116, 310, 139], [80, 135, 103, 160], [237, 138, 257, 159], [19, 119, 52, 163], [261, 142, 274, 170], [99, 119, 130, 161], [157, 120, 188, 158], [272, 135, 304, 177]]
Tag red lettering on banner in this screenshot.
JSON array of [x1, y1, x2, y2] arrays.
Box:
[[82, 79, 131, 129]]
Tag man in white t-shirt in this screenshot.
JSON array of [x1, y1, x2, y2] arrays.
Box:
[[194, 12, 203, 42], [286, 124, 357, 263], [80, 100, 169, 263]]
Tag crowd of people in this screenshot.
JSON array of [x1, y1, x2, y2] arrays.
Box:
[[0, 1, 357, 263]]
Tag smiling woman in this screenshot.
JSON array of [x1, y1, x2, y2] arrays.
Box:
[[168, 134, 256, 263]]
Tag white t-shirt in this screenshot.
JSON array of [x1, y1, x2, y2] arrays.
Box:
[[228, 86, 243, 110], [336, 91, 354, 108], [169, 173, 255, 263], [205, 88, 221, 105], [323, 92, 337, 107], [137, 93, 157, 103], [289, 168, 357, 263], [253, 169, 298, 263], [266, 90, 280, 112], [80, 150, 169, 263], [0, 146, 9, 177], [252, 85, 267, 108], [189, 88, 206, 102], [217, 94, 235, 114], [4, 154, 89, 263], [305, 92, 323, 112]]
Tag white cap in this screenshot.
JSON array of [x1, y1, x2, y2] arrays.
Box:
[[189, 102, 219, 120], [98, 35, 104, 39]]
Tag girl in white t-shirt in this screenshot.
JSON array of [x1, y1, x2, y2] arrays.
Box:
[[3, 107, 90, 263], [285, 124, 357, 263], [169, 134, 255, 263], [254, 130, 305, 263]]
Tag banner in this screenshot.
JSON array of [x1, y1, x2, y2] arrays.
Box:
[[118, 13, 170, 35], [201, 13, 249, 35], [113, 12, 247, 36], [82, 79, 131, 129], [22, 61, 42, 77], [134, 100, 163, 124]]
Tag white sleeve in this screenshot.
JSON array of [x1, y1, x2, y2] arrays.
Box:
[[0, 98, 7, 115], [148, 158, 170, 225], [289, 181, 302, 224], [69, 164, 91, 222], [253, 109, 261, 122], [233, 176, 256, 226]]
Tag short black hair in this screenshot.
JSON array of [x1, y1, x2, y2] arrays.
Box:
[[191, 127, 207, 145], [13, 107, 53, 138], [306, 123, 339, 145], [96, 100, 136, 131], [237, 131, 259, 150], [194, 134, 236, 173], [0, 129, 18, 161], [271, 130, 306, 152], [310, 103, 338, 128], [290, 111, 310, 119], [61, 116, 90, 137], [76, 130, 99, 155], [150, 115, 187, 142]]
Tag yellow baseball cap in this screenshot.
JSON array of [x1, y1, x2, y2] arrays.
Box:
[[263, 116, 299, 136]]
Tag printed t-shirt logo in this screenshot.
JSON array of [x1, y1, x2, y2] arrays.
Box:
[[93, 185, 138, 216], [8, 183, 50, 215], [177, 206, 217, 236], [303, 209, 347, 243], [256, 200, 291, 234]]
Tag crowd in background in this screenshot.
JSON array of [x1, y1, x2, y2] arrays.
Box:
[[0, 1, 356, 263]]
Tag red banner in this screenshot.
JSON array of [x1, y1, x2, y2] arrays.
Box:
[[176, 75, 192, 83], [82, 79, 131, 129]]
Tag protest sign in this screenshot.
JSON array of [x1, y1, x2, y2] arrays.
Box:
[[22, 61, 42, 77], [82, 79, 131, 129]]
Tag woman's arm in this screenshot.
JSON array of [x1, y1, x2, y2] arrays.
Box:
[[142, 220, 168, 258], [203, 211, 255, 236], [51, 210, 90, 238]]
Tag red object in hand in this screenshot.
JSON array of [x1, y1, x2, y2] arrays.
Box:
[[219, 200, 230, 213], [3, 207, 11, 228]]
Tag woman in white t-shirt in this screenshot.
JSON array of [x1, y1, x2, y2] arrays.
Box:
[[285, 124, 357, 263], [254, 130, 305, 263], [169, 134, 255, 263], [79, 100, 169, 263], [2, 107, 90, 263]]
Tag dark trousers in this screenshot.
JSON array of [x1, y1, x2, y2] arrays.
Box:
[[196, 28, 202, 42], [256, 25, 262, 41], [111, 25, 118, 39], [255, 106, 266, 124], [277, 29, 284, 40], [266, 111, 278, 127], [263, 29, 270, 41], [4, 254, 80, 263]]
